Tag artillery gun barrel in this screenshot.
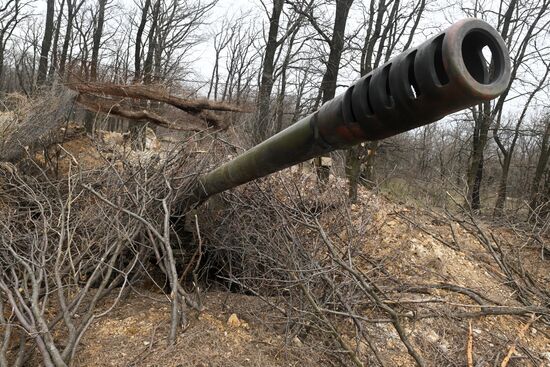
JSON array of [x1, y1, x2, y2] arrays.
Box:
[[195, 18, 511, 201]]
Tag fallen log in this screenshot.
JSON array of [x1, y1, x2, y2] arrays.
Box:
[[67, 82, 242, 130], [67, 82, 244, 114], [76, 94, 207, 131]]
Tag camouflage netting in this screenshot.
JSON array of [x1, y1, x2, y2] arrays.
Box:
[[0, 89, 77, 162]]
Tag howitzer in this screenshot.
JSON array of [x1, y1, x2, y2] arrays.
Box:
[[194, 18, 511, 201]]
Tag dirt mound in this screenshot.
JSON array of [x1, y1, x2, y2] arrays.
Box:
[[74, 172, 549, 366]]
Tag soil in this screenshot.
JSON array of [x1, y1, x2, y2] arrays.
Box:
[[76, 291, 324, 367]]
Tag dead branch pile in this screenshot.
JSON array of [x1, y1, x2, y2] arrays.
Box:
[[198, 174, 550, 367], [0, 135, 218, 366], [67, 82, 244, 131], [198, 178, 425, 366]]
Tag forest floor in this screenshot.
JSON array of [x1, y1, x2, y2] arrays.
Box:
[[32, 128, 550, 366]]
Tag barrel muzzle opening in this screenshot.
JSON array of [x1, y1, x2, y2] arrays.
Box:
[[446, 19, 511, 99]]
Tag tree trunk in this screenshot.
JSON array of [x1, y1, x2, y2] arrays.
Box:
[[468, 143, 485, 211], [274, 25, 299, 134], [48, 0, 66, 80], [315, 0, 354, 186], [493, 154, 511, 217], [84, 0, 107, 134], [132, 0, 160, 149], [207, 53, 219, 100], [529, 119, 550, 215], [274, 77, 286, 134], [541, 172, 550, 218], [59, 0, 80, 77], [0, 44, 5, 88], [143, 0, 161, 84], [319, 0, 353, 103], [90, 0, 107, 81], [362, 141, 378, 187], [37, 0, 56, 86], [467, 102, 491, 211], [346, 145, 361, 202], [254, 0, 284, 143], [134, 0, 151, 81]]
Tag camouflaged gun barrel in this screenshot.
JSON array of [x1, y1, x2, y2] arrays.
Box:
[[195, 18, 511, 200]]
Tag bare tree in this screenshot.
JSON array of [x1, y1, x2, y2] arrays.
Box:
[[529, 115, 550, 217], [11, 18, 43, 95], [294, 0, 354, 104], [493, 62, 550, 216], [72, 6, 95, 80], [207, 16, 240, 100], [273, 22, 307, 132], [153, 0, 217, 84], [134, 0, 152, 81], [142, 0, 160, 84], [253, 0, 285, 143], [47, 0, 65, 79], [464, 0, 550, 210], [59, 0, 85, 77], [90, 0, 108, 80], [37, 0, 56, 85], [291, 0, 354, 183], [0, 0, 29, 87], [220, 21, 260, 104]]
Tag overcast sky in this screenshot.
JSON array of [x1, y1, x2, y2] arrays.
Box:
[[190, 0, 256, 82]]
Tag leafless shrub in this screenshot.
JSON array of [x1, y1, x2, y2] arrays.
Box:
[[442, 193, 550, 322], [198, 172, 550, 367], [198, 176, 427, 367], [0, 132, 213, 366]]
